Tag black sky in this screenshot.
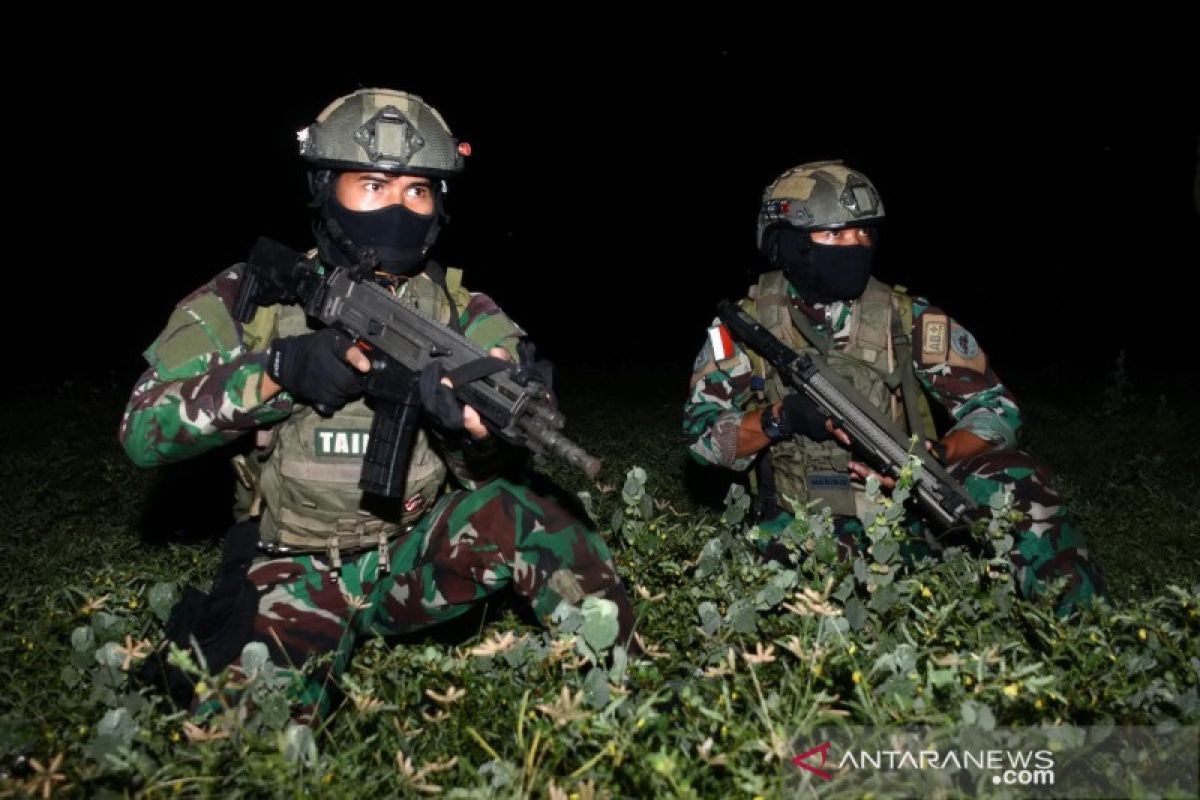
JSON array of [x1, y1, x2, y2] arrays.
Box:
[[37, 35, 1199, 398]]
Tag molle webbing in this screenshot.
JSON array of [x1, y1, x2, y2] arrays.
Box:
[[746, 271, 935, 515], [236, 275, 455, 555]]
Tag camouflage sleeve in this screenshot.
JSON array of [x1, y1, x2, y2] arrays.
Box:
[[683, 320, 759, 471], [458, 292, 523, 360], [910, 300, 1020, 447], [119, 267, 294, 467], [438, 290, 527, 486]]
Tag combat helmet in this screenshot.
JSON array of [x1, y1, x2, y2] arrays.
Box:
[[298, 88, 466, 177], [756, 160, 884, 250], [299, 88, 471, 273]]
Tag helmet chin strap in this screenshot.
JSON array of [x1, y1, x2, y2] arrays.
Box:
[[424, 187, 446, 259]]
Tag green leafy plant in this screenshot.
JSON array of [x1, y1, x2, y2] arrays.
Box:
[[1, 374, 1197, 796]]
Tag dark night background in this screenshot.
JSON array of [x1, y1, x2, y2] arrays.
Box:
[[26, 37, 1199, 404]]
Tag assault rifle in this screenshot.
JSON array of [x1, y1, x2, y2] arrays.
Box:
[[234, 238, 601, 496], [716, 300, 976, 528]]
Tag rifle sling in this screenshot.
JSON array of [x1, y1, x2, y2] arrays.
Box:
[[448, 356, 510, 390], [789, 295, 928, 443], [786, 303, 831, 358], [422, 260, 462, 333], [888, 309, 928, 443]]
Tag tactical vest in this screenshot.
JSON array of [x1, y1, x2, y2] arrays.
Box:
[[744, 271, 935, 518], [231, 268, 492, 561]]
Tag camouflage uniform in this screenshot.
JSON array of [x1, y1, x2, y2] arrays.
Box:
[[122, 263, 631, 719], [121, 88, 632, 720], [684, 162, 1103, 615]]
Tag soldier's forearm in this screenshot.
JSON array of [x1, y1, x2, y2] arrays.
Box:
[[120, 356, 292, 467], [939, 428, 992, 466], [735, 405, 776, 458], [259, 371, 283, 402]]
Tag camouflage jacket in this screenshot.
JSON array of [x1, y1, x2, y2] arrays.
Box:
[[120, 262, 524, 485], [684, 275, 1021, 471]]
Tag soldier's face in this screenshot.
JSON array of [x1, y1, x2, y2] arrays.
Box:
[[335, 172, 436, 216], [810, 227, 873, 247]]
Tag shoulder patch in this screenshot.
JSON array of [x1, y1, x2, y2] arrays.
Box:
[[950, 323, 979, 359], [919, 312, 950, 366], [707, 324, 735, 361], [948, 322, 988, 372]]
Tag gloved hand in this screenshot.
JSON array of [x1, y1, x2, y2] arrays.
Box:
[[417, 362, 465, 431], [266, 328, 365, 416], [777, 392, 834, 442], [418, 348, 513, 437]]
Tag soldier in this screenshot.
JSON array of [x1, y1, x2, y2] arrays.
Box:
[[683, 160, 1104, 615], [121, 88, 635, 721]]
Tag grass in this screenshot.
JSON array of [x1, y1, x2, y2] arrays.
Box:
[[0, 362, 1196, 797]]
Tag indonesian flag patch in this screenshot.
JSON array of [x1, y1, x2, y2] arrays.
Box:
[[708, 324, 735, 361]]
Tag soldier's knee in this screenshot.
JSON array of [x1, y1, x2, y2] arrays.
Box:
[[487, 477, 522, 498], [488, 477, 571, 518]]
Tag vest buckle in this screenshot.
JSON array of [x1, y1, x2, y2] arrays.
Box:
[[376, 531, 391, 579], [326, 538, 343, 583]]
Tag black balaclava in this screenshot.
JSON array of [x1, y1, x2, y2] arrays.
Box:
[[310, 171, 442, 274], [765, 226, 876, 305]]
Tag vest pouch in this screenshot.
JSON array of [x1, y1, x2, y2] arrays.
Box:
[[754, 272, 913, 521], [257, 399, 446, 553], [243, 272, 503, 554], [769, 437, 855, 516]]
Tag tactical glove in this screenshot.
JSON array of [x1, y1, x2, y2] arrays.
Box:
[[417, 362, 466, 431], [266, 328, 364, 416], [771, 392, 834, 442]]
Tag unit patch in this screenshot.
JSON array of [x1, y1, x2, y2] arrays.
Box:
[[951, 324, 979, 359], [808, 474, 852, 491], [315, 429, 370, 457], [947, 323, 988, 372], [920, 313, 950, 365]]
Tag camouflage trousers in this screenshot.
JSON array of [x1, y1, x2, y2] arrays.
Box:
[[754, 448, 1105, 616], [235, 478, 631, 722]]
